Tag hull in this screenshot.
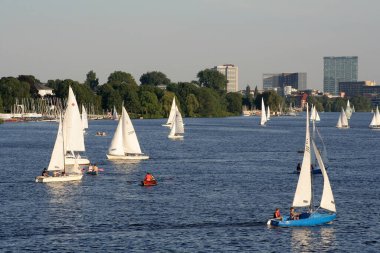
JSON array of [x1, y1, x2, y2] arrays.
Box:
[[140, 180, 157, 186], [162, 123, 172, 127], [369, 125, 380, 129], [86, 171, 98, 175], [168, 135, 184, 140], [336, 126, 349, 129], [35, 174, 83, 183], [267, 212, 336, 227], [65, 157, 90, 165], [106, 154, 149, 160]]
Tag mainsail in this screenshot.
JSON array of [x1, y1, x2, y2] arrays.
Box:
[[47, 116, 64, 171], [166, 98, 177, 125], [122, 107, 142, 154], [260, 98, 267, 126], [81, 105, 88, 130]]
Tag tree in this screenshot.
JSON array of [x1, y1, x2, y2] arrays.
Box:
[[197, 69, 227, 92], [107, 71, 137, 86], [140, 71, 171, 86], [243, 85, 253, 109], [0, 77, 31, 112], [186, 94, 199, 117], [139, 91, 161, 117], [85, 70, 99, 91], [0, 95, 3, 112], [197, 88, 224, 117], [351, 96, 371, 112], [226, 92, 243, 114], [162, 91, 176, 117]]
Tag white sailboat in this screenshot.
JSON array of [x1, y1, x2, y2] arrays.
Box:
[[336, 108, 349, 128], [267, 106, 271, 121], [163, 97, 176, 127], [168, 106, 184, 139], [310, 105, 320, 122], [63, 86, 90, 165], [260, 98, 267, 126], [107, 106, 149, 160], [267, 103, 336, 226], [112, 106, 119, 120], [369, 106, 380, 129], [35, 116, 83, 183], [345, 100, 353, 120], [81, 105, 89, 131]]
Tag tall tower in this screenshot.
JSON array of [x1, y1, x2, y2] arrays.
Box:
[[323, 56, 358, 95], [213, 64, 238, 93]]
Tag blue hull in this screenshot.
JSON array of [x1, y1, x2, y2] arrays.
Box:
[[268, 212, 336, 227]]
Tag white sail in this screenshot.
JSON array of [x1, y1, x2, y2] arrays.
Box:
[[175, 107, 184, 134], [310, 105, 320, 122], [166, 98, 177, 125], [312, 140, 336, 212], [260, 98, 267, 126], [113, 106, 118, 120], [63, 86, 85, 152], [293, 103, 312, 208], [336, 114, 342, 128], [108, 114, 124, 156], [81, 105, 88, 129], [47, 116, 64, 171], [121, 107, 142, 154], [310, 105, 315, 120], [340, 108, 349, 127], [267, 106, 270, 120], [345, 100, 352, 120], [370, 106, 380, 127]]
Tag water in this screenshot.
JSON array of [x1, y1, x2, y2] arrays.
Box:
[[0, 113, 379, 252]]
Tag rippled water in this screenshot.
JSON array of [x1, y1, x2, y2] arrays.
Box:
[[0, 113, 379, 252]]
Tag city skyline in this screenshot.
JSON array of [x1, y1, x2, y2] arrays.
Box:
[[1, 0, 379, 91]]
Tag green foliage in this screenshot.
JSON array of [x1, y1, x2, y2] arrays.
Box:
[[140, 71, 171, 86], [226, 92, 243, 114], [255, 90, 283, 112], [186, 94, 199, 117], [243, 85, 254, 109], [162, 91, 176, 117], [139, 91, 161, 117], [197, 69, 227, 92], [0, 95, 3, 112], [85, 70, 99, 91], [0, 77, 31, 112], [107, 71, 137, 86], [18, 75, 40, 98], [351, 96, 371, 112]]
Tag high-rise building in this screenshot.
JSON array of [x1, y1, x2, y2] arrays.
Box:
[[213, 64, 238, 93], [263, 73, 307, 92], [323, 56, 358, 95]]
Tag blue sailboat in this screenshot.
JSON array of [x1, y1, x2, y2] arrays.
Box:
[[268, 103, 336, 227]]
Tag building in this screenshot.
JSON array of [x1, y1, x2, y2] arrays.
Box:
[[34, 83, 54, 97], [213, 64, 238, 93], [263, 73, 307, 92], [339, 80, 380, 102], [323, 56, 358, 95]]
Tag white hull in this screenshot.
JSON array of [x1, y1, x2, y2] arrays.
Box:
[[35, 174, 83, 183], [162, 123, 172, 127], [168, 135, 184, 140], [106, 154, 149, 160], [336, 126, 349, 129], [65, 157, 90, 165]]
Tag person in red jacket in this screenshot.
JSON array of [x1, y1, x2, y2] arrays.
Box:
[[273, 208, 282, 220], [144, 172, 155, 182]]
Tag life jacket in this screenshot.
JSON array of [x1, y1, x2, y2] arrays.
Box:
[[145, 174, 153, 181], [274, 210, 281, 218]]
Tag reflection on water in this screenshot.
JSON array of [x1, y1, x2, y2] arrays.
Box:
[[291, 226, 336, 252], [46, 181, 82, 204]]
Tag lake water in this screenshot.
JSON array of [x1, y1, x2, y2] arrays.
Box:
[[0, 113, 379, 252]]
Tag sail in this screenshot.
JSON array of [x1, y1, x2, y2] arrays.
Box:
[[121, 107, 142, 154], [175, 107, 184, 134], [113, 106, 118, 120], [340, 108, 349, 127], [260, 98, 267, 125], [166, 98, 176, 125], [310, 105, 320, 122], [293, 103, 312, 208], [345, 100, 352, 120], [47, 116, 64, 171], [81, 105, 88, 129], [108, 114, 124, 156], [168, 117, 176, 137], [63, 86, 85, 152], [267, 106, 270, 120], [369, 112, 377, 127], [336, 114, 342, 128]]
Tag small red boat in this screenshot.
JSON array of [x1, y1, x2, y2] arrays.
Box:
[[141, 180, 157, 186]]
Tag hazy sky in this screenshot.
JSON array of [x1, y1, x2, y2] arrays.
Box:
[[1, 0, 379, 90]]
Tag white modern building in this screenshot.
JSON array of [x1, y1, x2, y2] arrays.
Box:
[[213, 64, 238, 93]]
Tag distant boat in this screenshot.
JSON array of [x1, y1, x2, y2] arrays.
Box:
[[112, 106, 118, 120], [267, 103, 336, 227], [267, 106, 271, 121], [81, 105, 88, 131], [310, 105, 320, 122], [35, 115, 83, 183], [163, 97, 176, 127], [107, 106, 149, 160], [345, 100, 353, 120], [168, 106, 184, 139], [260, 98, 267, 126], [336, 108, 349, 129], [369, 106, 380, 129]]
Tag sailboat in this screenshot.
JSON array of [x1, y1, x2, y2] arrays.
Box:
[[112, 106, 119, 120], [107, 106, 149, 160], [267, 106, 271, 120], [63, 87, 90, 165], [310, 105, 320, 122], [369, 106, 380, 129], [168, 106, 184, 139], [163, 97, 176, 127], [267, 103, 336, 227], [260, 98, 267, 126], [35, 115, 83, 183], [336, 108, 349, 128], [81, 105, 89, 131], [345, 100, 353, 120]]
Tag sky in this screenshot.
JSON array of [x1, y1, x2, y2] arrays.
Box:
[[1, 0, 379, 90]]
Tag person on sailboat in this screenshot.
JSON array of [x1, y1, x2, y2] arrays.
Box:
[[93, 164, 99, 173], [273, 208, 282, 220], [144, 172, 155, 182], [290, 207, 300, 220], [296, 163, 301, 172], [41, 168, 48, 177]]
